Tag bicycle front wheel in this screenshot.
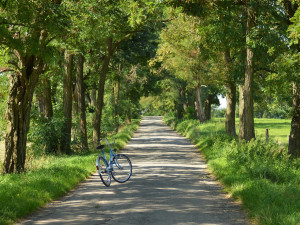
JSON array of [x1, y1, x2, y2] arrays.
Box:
[[112, 154, 132, 183], [96, 156, 111, 187]]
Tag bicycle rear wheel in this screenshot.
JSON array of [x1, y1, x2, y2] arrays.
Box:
[[112, 154, 132, 183], [96, 156, 111, 187]]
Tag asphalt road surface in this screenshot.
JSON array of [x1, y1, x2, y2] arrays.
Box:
[[19, 116, 248, 225]]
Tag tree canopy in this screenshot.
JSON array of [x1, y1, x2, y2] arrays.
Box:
[[0, 0, 300, 174]]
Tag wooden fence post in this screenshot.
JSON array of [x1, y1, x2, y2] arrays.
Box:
[[265, 128, 269, 142]]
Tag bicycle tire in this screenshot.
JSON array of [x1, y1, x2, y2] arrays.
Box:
[[96, 156, 111, 187], [112, 154, 132, 183]]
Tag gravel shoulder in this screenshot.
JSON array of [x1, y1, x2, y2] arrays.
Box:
[[18, 116, 249, 225]]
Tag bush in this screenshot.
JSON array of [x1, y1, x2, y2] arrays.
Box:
[[28, 108, 65, 156]]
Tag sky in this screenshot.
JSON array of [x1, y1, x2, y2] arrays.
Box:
[[218, 95, 227, 109]]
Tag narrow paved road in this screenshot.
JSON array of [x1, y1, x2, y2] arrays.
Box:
[[19, 116, 248, 225]]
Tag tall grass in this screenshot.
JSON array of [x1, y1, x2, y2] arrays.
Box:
[[164, 115, 300, 225], [0, 119, 140, 225]]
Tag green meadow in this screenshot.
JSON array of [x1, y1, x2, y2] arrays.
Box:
[[210, 118, 291, 144]]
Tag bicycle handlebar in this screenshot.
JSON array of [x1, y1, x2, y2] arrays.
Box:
[[99, 138, 116, 148]]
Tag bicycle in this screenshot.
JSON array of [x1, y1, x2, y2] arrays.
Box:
[[96, 138, 132, 187]]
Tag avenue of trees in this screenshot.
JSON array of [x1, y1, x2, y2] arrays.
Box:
[[151, 0, 300, 155], [0, 0, 299, 174]]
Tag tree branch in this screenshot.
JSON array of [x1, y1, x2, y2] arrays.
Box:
[[0, 67, 14, 73]]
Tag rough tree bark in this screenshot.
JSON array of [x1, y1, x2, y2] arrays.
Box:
[[36, 75, 58, 154], [90, 89, 97, 108], [61, 50, 73, 154], [283, 1, 300, 157], [194, 84, 206, 123], [76, 54, 88, 150], [3, 54, 44, 173], [177, 83, 187, 119], [224, 50, 237, 136], [204, 94, 212, 121], [288, 82, 300, 157], [239, 6, 255, 142], [113, 79, 120, 132], [225, 81, 237, 136], [37, 76, 53, 118]]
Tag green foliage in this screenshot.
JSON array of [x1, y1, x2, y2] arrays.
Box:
[[288, 6, 300, 45], [140, 96, 162, 116], [166, 116, 300, 225], [154, 13, 213, 87], [0, 0, 70, 57], [212, 107, 226, 118], [28, 106, 65, 156]]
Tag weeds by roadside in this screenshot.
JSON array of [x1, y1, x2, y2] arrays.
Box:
[[164, 115, 300, 225]]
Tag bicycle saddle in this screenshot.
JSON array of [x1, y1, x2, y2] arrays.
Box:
[[97, 145, 105, 149]]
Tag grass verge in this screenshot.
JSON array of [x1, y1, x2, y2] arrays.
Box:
[[164, 116, 300, 225], [0, 119, 140, 225]]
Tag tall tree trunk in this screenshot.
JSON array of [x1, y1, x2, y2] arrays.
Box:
[[76, 54, 88, 150], [177, 85, 186, 119], [3, 55, 43, 173], [239, 6, 255, 142], [61, 50, 73, 154], [37, 76, 53, 118], [282, 1, 300, 157], [114, 79, 120, 132], [288, 82, 300, 157], [194, 85, 206, 123], [204, 94, 212, 121], [36, 75, 57, 154], [224, 50, 237, 136], [93, 37, 114, 147], [225, 81, 237, 136], [90, 89, 97, 108], [238, 85, 245, 139]]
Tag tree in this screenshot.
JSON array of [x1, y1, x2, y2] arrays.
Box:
[[61, 50, 73, 154], [76, 54, 88, 150], [282, 1, 300, 156], [76, 0, 164, 146], [154, 14, 215, 123], [239, 2, 256, 141], [0, 0, 68, 173]]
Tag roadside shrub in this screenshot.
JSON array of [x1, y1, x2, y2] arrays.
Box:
[[28, 109, 65, 156], [165, 116, 300, 225]]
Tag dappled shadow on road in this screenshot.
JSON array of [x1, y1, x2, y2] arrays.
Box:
[[19, 116, 247, 225]]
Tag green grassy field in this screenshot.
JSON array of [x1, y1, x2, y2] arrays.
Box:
[[211, 118, 291, 144], [253, 118, 290, 144]]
